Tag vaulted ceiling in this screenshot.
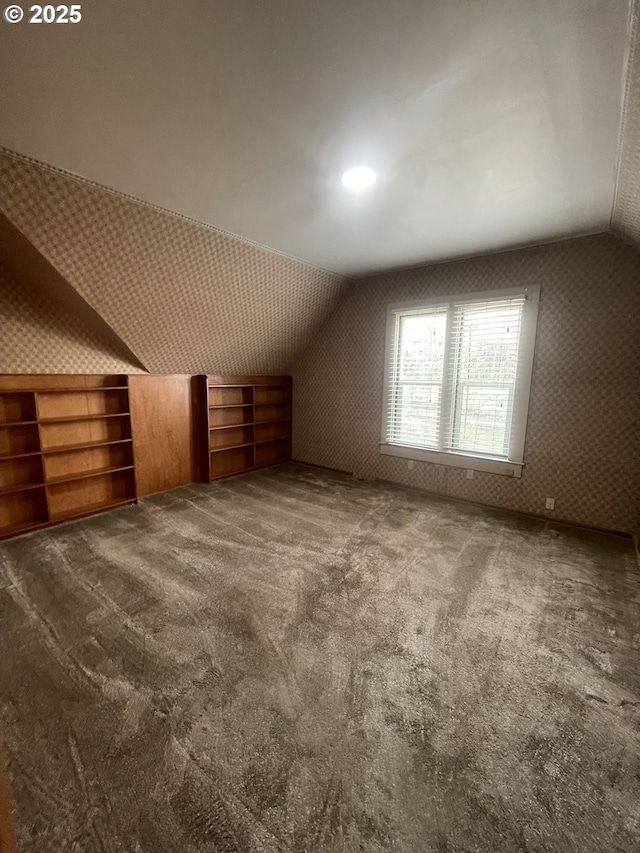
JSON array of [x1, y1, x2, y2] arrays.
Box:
[[0, 151, 346, 375], [0, 0, 637, 275]]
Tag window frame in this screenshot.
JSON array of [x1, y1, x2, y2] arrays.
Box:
[[380, 285, 540, 478]]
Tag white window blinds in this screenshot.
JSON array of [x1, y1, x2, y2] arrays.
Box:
[[446, 297, 524, 457], [386, 306, 447, 449], [383, 287, 539, 469]]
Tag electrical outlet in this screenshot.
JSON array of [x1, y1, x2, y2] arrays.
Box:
[[407, 460, 414, 470], [545, 497, 555, 510], [466, 469, 474, 479]]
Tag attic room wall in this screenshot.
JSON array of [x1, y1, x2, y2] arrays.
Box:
[[0, 149, 346, 375], [291, 234, 640, 534], [612, 0, 640, 248], [0, 261, 143, 374]]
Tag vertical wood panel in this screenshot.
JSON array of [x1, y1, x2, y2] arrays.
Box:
[[129, 375, 196, 496]]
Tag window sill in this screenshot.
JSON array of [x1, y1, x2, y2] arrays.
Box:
[[379, 443, 523, 478]]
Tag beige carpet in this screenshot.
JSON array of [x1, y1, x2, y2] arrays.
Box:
[[1, 463, 639, 852]]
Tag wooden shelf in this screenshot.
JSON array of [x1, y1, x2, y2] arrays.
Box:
[[0, 519, 51, 539], [209, 422, 250, 431], [0, 376, 137, 538], [49, 497, 135, 524], [213, 467, 250, 479], [0, 450, 42, 461], [209, 403, 253, 409], [0, 481, 46, 497], [255, 436, 291, 445], [210, 441, 254, 453], [200, 375, 292, 481], [45, 465, 134, 487], [39, 412, 129, 425], [37, 386, 127, 393], [209, 417, 290, 431], [0, 439, 135, 460], [7, 386, 127, 394], [42, 438, 133, 455]]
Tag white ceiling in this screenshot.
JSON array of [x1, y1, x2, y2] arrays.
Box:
[[0, 0, 633, 275]]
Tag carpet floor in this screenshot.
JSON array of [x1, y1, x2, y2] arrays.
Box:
[[1, 463, 639, 853]]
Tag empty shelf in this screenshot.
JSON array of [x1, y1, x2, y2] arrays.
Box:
[[39, 412, 130, 425], [42, 438, 132, 455], [1, 386, 126, 394], [0, 450, 42, 461], [46, 465, 134, 487], [0, 519, 51, 539], [210, 441, 254, 453], [49, 497, 136, 523], [209, 404, 253, 409], [0, 481, 45, 497]]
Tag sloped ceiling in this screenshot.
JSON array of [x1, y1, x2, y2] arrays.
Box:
[[0, 0, 633, 275], [0, 151, 346, 374]]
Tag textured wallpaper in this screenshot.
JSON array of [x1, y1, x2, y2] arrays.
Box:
[[0, 150, 346, 375], [292, 235, 640, 533], [0, 262, 142, 374], [612, 0, 640, 248]]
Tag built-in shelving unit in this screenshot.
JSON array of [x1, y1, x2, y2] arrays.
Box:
[[200, 375, 292, 480], [0, 375, 137, 539]]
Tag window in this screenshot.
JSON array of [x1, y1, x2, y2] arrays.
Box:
[[381, 286, 540, 477]]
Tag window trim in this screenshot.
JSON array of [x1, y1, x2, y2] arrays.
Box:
[[380, 285, 540, 478]]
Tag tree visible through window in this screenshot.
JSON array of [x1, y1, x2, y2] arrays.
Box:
[[382, 287, 539, 474]]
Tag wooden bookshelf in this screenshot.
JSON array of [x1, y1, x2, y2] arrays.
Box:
[[199, 375, 292, 480], [0, 375, 137, 539]]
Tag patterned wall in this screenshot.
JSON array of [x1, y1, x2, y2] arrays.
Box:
[[612, 0, 640, 248], [292, 235, 640, 533], [0, 262, 142, 374], [1, 146, 637, 531], [0, 149, 346, 375]]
